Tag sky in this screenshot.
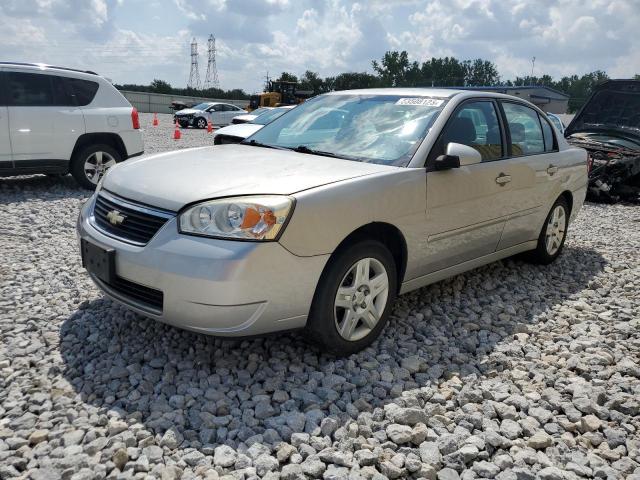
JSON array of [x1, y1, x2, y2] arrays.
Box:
[[1, 0, 639, 93]]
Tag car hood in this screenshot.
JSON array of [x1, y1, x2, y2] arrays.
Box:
[[565, 79, 640, 145], [175, 108, 201, 116], [233, 114, 256, 122], [213, 123, 263, 139], [103, 144, 397, 211]]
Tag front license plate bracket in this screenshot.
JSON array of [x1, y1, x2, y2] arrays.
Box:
[[81, 238, 115, 283]]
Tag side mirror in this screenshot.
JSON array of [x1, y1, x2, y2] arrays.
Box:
[[446, 142, 482, 166], [434, 154, 460, 171]]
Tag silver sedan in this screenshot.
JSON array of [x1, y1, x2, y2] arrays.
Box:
[[77, 88, 588, 355]]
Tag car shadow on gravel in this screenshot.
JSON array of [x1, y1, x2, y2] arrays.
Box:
[[0, 174, 88, 204], [59, 245, 605, 452]]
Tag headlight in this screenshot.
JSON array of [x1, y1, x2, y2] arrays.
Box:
[[179, 196, 294, 241]]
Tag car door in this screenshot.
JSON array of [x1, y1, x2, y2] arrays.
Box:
[[207, 104, 225, 125], [0, 70, 12, 167], [222, 104, 240, 124], [496, 101, 562, 249], [7, 70, 84, 163], [422, 99, 515, 273]]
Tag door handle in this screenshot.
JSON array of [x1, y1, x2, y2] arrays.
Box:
[[547, 164, 558, 175], [495, 174, 511, 185]]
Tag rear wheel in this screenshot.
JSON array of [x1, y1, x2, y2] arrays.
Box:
[[305, 240, 397, 356], [525, 197, 569, 264], [71, 144, 121, 190]]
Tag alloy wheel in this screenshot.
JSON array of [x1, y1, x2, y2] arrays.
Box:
[[545, 205, 566, 255], [84, 151, 116, 185], [334, 257, 389, 342]]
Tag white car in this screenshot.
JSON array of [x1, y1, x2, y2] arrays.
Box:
[[173, 102, 247, 129], [213, 106, 294, 145], [230, 107, 273, 124], [0, 62, 144, 189]]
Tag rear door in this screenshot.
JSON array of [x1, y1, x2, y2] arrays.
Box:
[[0, 70, 12, 167], [7, 70, 84, 164], [207, 104, 225, 125], [496, 101, 561, 249], [222, 104, 241, 124], [423, 99, 513, 273]]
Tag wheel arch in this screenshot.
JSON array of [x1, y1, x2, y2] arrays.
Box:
[[71, 133, 128, 161], [559, 190, 573, 217], [326, 222, 408, 294]]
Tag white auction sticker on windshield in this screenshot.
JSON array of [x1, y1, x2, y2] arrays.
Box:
[[396, 97, 444, 107]]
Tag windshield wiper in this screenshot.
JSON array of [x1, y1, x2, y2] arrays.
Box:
[[241, 139, 285, 150], [290, 145, 345, 159]]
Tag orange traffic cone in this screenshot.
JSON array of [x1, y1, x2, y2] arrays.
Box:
[[207, 119, 213, 133], [152, 113, 159, 127], [173, 120, 181, 140]]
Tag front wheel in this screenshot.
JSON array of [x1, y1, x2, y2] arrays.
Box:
[[305, 240, 397, 356], [525, 197, 569, 264], [196, 117, 207, 129], [71, 144, 121, 190]]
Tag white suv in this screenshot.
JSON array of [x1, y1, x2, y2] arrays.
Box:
[[0, 62, 144, 189]]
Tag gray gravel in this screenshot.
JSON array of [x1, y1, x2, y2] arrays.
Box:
[[1, 113, 639, 479]]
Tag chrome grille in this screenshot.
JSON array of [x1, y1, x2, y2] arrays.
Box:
[[91, 191, 174, 245]]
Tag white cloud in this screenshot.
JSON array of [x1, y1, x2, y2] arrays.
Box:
[[0, 0, 638, 92]]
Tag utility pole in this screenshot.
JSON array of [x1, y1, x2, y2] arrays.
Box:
[[530, 57, 536, 86], [188, 37, 201, 90], [203, 35, 220, 90]]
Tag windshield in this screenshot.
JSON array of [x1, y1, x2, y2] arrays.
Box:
[[192, 103, 210, 110], [249, 107, 271, 117], [245, 94, 447, 166], [251, 108, 289, 125]]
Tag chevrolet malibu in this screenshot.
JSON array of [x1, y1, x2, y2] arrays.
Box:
[[77, 89, 588, 355]]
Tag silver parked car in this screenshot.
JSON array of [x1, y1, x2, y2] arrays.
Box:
[[78, 88, 588, 355]]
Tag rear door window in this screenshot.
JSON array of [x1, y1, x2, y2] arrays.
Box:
[[540, 116, 556, 152], [51, 76, 76, 106], [502, 102, 545, 156], [7, 72, 54, 106]]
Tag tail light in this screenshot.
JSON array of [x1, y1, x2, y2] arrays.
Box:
[[586, 153, 593, 175], [131, 108, 140, 130]]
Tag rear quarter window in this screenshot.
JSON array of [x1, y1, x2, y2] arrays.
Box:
[[66, 78, 99, 106]]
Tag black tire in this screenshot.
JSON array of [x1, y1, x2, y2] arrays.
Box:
[[71, 144, 122, 190], [195, 117, 207, 129], [305, 240, 397, 356], [525, 197, 569, 265]]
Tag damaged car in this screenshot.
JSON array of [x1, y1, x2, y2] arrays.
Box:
[[565, 79, 640, 203]]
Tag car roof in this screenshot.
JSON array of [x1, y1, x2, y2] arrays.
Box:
[[324, 87, 524, 101], [0, 62, 98, 76]]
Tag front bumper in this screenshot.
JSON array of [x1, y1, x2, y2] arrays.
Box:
[[77, 197, 329, 336], [174, 115, 195, 126]]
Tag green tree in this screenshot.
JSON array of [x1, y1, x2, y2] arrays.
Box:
[[327, 72, 380, 91], [372, 51, 411, 87], [149, 79, 172, 94], [276, 72, 299, 83], [299, 71, 327, 94]]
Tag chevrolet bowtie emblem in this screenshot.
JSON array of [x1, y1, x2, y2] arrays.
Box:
[[106, 209, 126, 225]]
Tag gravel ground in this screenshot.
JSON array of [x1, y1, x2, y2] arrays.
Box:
[[1, 113, 639, 480]]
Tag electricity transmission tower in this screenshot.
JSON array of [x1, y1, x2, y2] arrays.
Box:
[[203, 35, 220, 90], [188, 37, 201, 90]]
